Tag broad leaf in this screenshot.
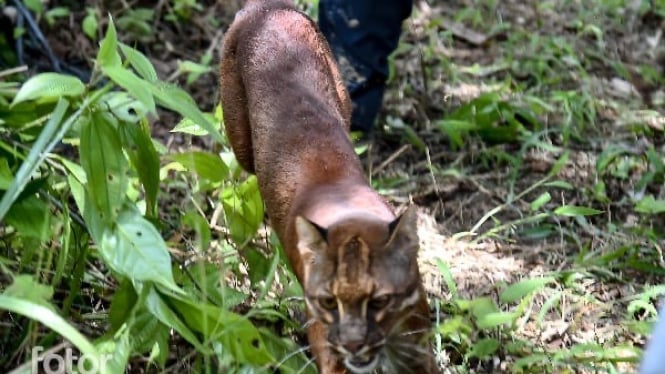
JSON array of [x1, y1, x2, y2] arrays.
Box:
[[99, 207, 181, 294], [171, 151, 229, 183], [468, 338, 500, 359], [0, 158, 13, 190], [221, 176, 264, 246], [4, 195, 52, 240], [0, 295, 100, 361], [3, 275, 54, 310], [11, 73, 85, 105], [171, 115, 217, 136], [97, 17, 121, 68], [119, 43, 158, 82], [82, 8, 98, 40], [476, 311, 517, 329], [102, 66, 156, 114], [149, 81, 224, 143], [500, 276, 555, 303], [144, 286, 208, 353], [80, 111, 129, 223], [95, 325, 131, 374], [166, 291, 275, 366], [182, 212, 211, 251], [120, 122, 160, 216], [102, 91, 150, 123], [635, 195, 665, 214]]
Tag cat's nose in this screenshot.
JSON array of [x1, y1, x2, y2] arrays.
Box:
[[342, 339, 365, 354]]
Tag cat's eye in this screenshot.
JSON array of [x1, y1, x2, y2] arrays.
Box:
[[369, 295, 391, 310], [318, 297, 337, 310]]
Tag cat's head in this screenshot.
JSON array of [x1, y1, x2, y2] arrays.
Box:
[[296, 206, 428, 373]]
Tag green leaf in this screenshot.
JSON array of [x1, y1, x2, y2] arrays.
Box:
[[260, 328, 316, 374], [437, 119, 476, 148], [500, 276, 555, 303], [144, 286, 208, 353], [44, 7, 70, 25], [171, 151, 228, 182], [82, 8, 99, 40], [4, 195, 52, 240], [100, 207, 182, 294], [468, 338, 500, 359], [554, 205, 603, 217], [182, 212, 211, 251], [95, 325, 132, 374], [437, 315, 473, 342], [178, 60, 213, 85], [97, 17, 121, 67], [596, 146, 624, 173], [0, 295, 102, 363], [538, 291, 562, 326], [178, 60, 213, 75], [166, 291, 275, 366], [119, 43, 158, 82], [0, 158, 13, 190], [543, 180, 574, 189], [102, 66, 156, 114], [102, 91, 149, 123], [11, 73, 85, 105], [80, 111, 129, 223], [171, 114, 217, 136], [0, 99, 69, 222], [59, 157, 88, 184], [513, 353, 549, 370], [136, 319, 169, 366], [3, 275, 54, 310], [476, 311, 517, 329], [627, 299, 657, 318], [108, 279, 138, 331], [435, 259, 458, 299], [221, 176, 264, 246], [24, 0, 44, 14], [530, 192, 551, 211], [469, 297, 499, 319], [635, 195, 665, 214], [149, 81, 224, 143], [548, 150, 570, 177], [120, 122, 160, 216], [245, 247, 273, 288]]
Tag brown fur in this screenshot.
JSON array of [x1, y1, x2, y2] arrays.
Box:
[[220, 1, 437, 372]]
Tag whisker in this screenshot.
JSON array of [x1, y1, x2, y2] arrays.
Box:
[[296, 355, 316, 374], [397, 328, 432, 337], [303, 318, 317, 328], [388, 340, 432, 357], [384, 348, 411, 374], [385, 308, 431, 336], [274, 344, 312, 369]]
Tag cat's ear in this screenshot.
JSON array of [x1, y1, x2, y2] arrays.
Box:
[[296, 216, 328, 256], [387, 205, 419, 254]]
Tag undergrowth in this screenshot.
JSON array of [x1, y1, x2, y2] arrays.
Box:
[[0, 0, 663, 373]]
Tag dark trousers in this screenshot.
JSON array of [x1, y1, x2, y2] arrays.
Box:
[[319, 0, 413, 133]]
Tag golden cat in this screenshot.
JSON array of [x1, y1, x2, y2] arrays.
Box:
[[220, 1, 437, 372]]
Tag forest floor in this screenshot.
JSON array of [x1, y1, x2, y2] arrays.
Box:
[[8, 0, 664, 372]]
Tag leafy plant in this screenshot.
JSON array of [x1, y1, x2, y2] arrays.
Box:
[[0, 18, 311, 373]]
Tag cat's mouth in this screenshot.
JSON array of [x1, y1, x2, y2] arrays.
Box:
[[343, 354, 379, 374]]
